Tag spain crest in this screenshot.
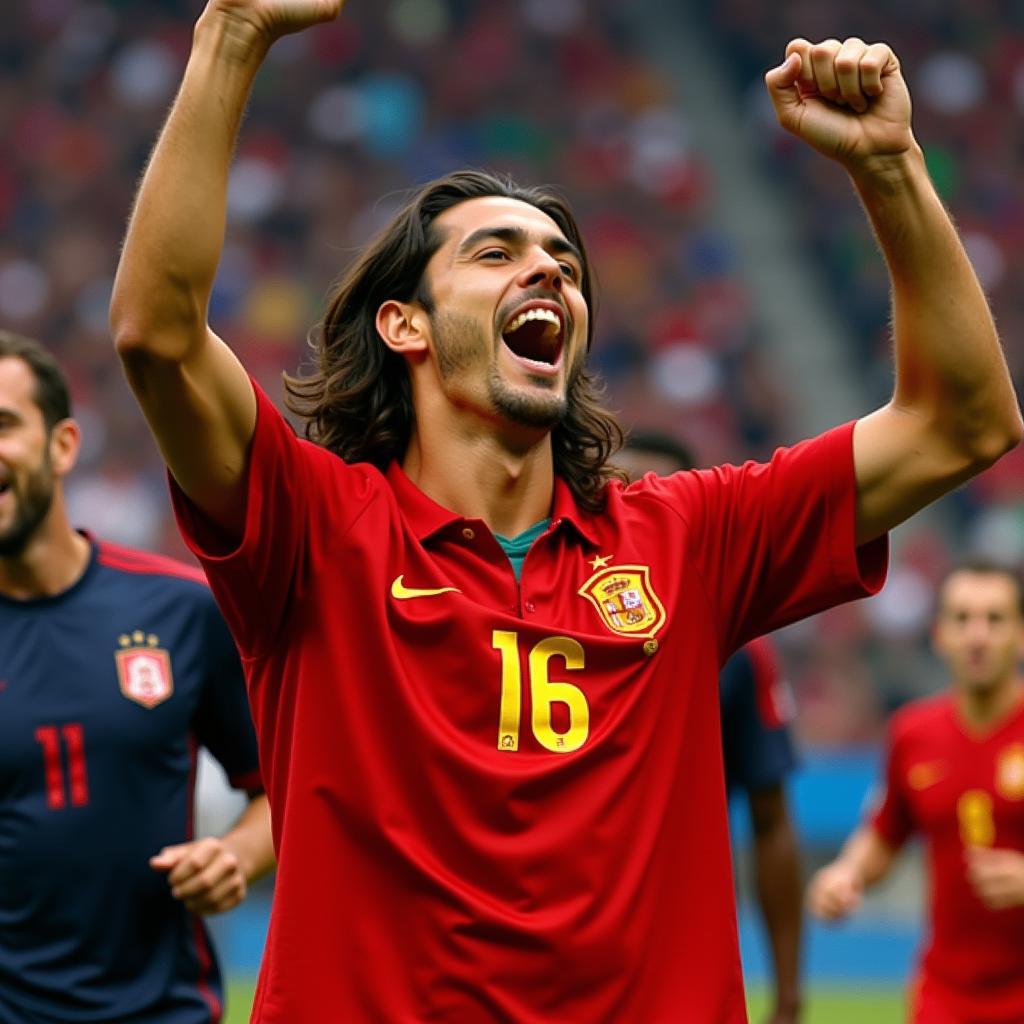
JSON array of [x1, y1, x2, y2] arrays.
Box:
[[996, 744, 1024, 800], [578, 563, 666, 639], [115, 632, 174, 709]]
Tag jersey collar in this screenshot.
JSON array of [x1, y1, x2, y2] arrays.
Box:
[[385, 462, 600, 548]]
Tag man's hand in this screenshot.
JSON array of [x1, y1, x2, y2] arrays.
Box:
[[150, 837, 250, 915], [806, 860, 863, 922], [764, 38, 914, 172], [202, 0, 345, 52], [965, 846, 1024, 910]]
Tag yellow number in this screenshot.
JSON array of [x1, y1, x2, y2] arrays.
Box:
[[493, 631, 522, 752], [957, 789, 995, 847], [493, 631, 589, 753], [530, 637, 588, 753]]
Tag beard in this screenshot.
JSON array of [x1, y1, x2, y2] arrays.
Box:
[[431, 309, 580, 430], [0, 455, 55, 557]]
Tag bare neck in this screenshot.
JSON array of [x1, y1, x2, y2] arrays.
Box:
[[955, 677, 1024, 732], [0, 496, 92, 600], [401, 415, 555, 539]]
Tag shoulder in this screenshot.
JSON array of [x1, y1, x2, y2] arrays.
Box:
[[95, 540, 210, 594], [888, 692, 953, 742]]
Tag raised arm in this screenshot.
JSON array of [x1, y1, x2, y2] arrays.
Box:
[[765, 39, 1022, 546], [109, 1, 343, 535]]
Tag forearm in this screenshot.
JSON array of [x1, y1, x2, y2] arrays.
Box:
[[853, 149, 1020, 459], [110, 13, 268, 356], [834, 825, 894, 888], [754, 820, 803, 1016], [221, 793, 275, 884]]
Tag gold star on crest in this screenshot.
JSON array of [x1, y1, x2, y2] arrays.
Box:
[[589, 554, 612, 570]]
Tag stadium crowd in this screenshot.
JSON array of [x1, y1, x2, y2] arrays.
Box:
[[5, 0, 1021, 743]]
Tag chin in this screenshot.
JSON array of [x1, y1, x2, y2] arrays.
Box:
[[488, 373, 568, 430]]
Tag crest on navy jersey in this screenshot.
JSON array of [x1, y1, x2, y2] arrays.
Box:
[[115, 632, 174, 709], [996, 744, 1024, 800], [578, 563, 666, 639]]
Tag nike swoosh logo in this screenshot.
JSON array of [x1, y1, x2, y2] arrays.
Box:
[[390, 575, 461, 600]]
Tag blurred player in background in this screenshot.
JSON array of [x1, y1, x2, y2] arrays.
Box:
[[619, 432, 803, 1024], [0, 331, 275, 1023], [809, 561, 1024, 1023], [109, 0, 1020, 1018]]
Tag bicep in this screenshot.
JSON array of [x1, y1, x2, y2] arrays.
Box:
[[119, 326, 256, 538], [853, 406, 977, 545]]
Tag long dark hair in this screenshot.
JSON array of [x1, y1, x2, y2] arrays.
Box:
[[284, 170, 624, 511]]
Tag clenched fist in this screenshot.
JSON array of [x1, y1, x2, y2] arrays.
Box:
[[150, 836, 251, 916], [765, 38, 914, 172]]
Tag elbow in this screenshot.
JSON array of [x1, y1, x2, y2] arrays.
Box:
[[968, 408, 1024, 471], [109, 290, 204, 367]]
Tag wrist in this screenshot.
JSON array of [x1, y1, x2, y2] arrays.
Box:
[[220, 832, 256, 882], [193, 7, 272, 69], [848, 143, 930, 197]]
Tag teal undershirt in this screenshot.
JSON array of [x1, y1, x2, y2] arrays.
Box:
[[495, 519, 550, 581]]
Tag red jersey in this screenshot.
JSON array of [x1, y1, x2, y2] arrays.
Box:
[[172, 382, 885, 1023], [872, 693, 1024, 1023]]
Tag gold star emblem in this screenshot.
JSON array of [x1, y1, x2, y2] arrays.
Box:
[[589, 554, 612, 570]]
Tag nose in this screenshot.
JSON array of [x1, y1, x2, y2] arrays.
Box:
[[519, 248, 564, 292], [964, 618, 991, 645]]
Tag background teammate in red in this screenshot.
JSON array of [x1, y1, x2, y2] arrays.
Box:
[[109, 0, 1021, 1019], [809, 562, 1024, 1023]]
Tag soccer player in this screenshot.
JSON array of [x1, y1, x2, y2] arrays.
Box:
[[0, 331, 275, 1023], [808, 561, 1024, 1023], [109, 1, 1021, 1019], [618, 433, 803, 1024]]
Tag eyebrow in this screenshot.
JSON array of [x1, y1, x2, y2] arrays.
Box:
[[455, 225, 583, 268]]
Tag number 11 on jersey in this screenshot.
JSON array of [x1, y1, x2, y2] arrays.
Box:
[[493, 630, 589, 753]]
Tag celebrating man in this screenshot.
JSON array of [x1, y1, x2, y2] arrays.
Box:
[[110, 3, 1020, 1020]]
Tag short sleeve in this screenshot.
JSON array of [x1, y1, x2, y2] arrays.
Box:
[[639, 421, 888, 657], [191, 593, 262, 792], [720, 640, 797, 794], [869, 718, 915, 850], [169, 379, 378, 659]]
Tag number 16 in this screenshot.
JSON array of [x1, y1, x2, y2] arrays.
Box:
[[493, 631, 589, 753]]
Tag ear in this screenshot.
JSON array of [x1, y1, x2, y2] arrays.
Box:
[[376, 300, 430, 357], [48, 418, 81, 478]]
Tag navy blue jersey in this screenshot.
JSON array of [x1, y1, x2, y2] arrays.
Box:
[[720, 637, 797, 795], [0, 536, 260, 1024]]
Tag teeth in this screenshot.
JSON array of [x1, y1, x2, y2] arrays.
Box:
[[505, 308, 562, 334]]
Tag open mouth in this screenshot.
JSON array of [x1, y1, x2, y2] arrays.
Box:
[[501, 306, 565, 370]]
